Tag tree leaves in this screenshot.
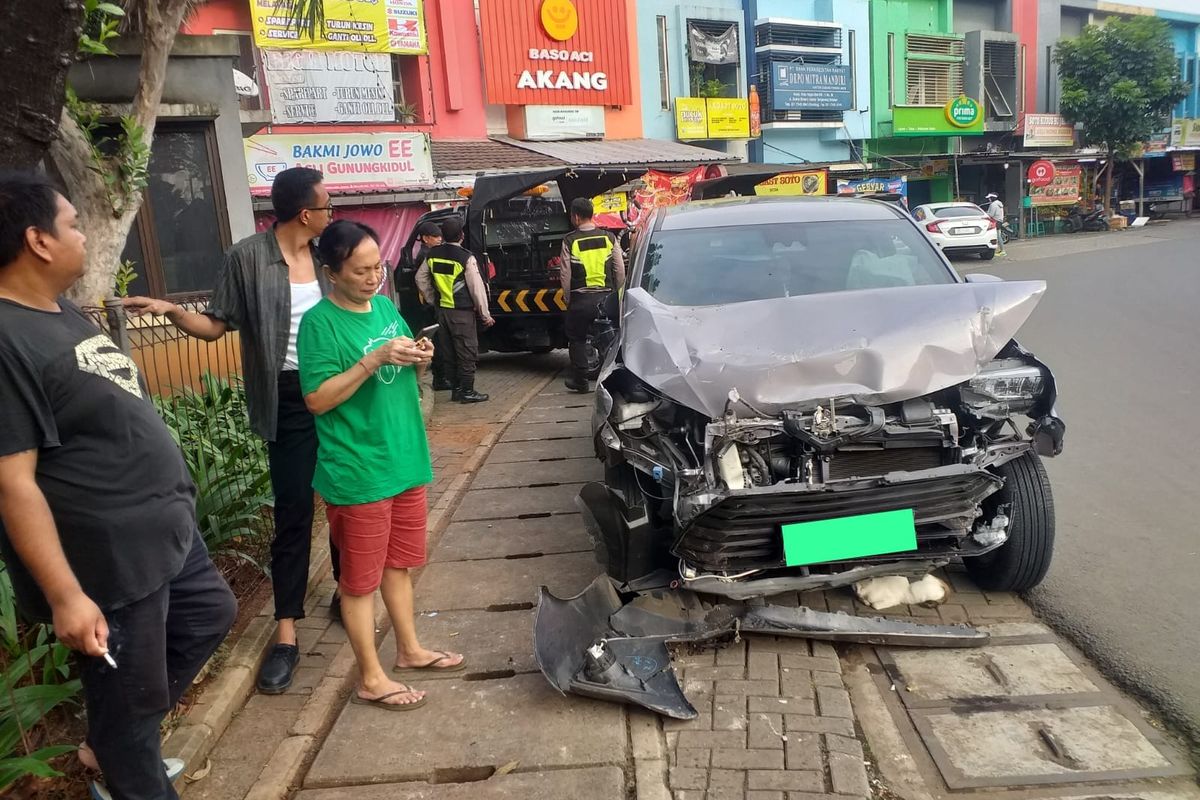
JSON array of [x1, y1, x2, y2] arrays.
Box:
[[1055, 16, 1189, 154]]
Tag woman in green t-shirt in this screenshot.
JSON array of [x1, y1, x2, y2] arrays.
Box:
[[298, 220, 466, 710]]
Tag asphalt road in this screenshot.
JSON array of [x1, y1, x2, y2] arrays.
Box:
[[960, 220, 1200, 746]]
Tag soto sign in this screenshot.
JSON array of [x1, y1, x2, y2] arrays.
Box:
[[754, 170, 828, 196], [244, 132, 433, 195]]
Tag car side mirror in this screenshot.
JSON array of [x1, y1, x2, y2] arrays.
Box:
[[965, 273, 1003, 283]]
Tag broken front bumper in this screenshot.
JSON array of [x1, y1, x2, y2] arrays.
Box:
[[535, 575, 988, 719]]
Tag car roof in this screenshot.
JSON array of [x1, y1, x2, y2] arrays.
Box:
[[656, 196, 909, 231]]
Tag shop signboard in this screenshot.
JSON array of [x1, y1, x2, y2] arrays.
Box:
[[479, 0, 632, 106], [1024, 113, 1075, 148], [1028, 163, 1081, 207], [675, 98, 708, 139], [706, 98, 751, 138], [893, 97, 985, 137], [1170, 118, 1200, 147], [674, 97, 751, 140], [592, 192, 627, 214], [1173, 153, 1196, 172], [769, 63, 852, 112], [262, 50, 394, 124], [522, 105, 605, 140], [836, 176, 908, 199], [244, 132, 433, 195], [1027, 160, 1056, 188], [754, 170, 828, 196], [1145, 176, 1185, 200], [249, 0, 426, 54]]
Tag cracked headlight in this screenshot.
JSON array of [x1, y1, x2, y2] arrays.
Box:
[[964, 362, 1045, 416]]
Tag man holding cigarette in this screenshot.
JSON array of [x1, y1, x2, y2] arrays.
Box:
[[0, 172, 236, 800]]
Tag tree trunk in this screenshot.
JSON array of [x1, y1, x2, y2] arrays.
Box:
[[0, 1, 84, 170], [56, 0, 195, 306], [1104, 147, 1115, 217]]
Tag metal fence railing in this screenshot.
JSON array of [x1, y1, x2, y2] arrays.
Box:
[[83, 298, 274, 573]]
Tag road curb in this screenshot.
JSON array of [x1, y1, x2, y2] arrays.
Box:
[[236, 368, 560, 799]]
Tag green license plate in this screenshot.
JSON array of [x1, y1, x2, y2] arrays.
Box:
[[781, 509, 917, 567]]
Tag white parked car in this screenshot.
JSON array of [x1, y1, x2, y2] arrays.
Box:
[[912, 202, 999, 260]]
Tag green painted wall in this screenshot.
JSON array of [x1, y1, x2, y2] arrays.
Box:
[[868, 0, 955, 137], [866, 0, 958, 200]]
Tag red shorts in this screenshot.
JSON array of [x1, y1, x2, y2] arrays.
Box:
[[326, 487, 428, 596]]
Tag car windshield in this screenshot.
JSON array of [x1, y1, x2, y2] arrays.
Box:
[[640, 220, 955, 306], [932, 205, 986, 218]]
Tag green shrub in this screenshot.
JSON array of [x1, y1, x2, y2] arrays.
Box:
[[153, 373, 273, 568], [0, 567, 81, 791]]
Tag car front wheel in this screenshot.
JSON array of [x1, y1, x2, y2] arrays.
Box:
[[965, 451, 1055, 592]]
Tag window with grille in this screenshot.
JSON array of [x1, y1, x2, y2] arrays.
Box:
[[906, 60, 963, 105], [983, 40, 1017, 119], [906, 34, 963, 58]]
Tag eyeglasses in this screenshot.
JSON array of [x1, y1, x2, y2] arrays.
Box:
[[306, 203, 334, 215]]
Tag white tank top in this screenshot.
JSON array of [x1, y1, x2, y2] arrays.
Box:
[[283, 281, 322, 371]]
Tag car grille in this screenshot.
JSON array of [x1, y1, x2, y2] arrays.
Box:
[[673, 466, 1001, 573], [825, 447, 943, 481]]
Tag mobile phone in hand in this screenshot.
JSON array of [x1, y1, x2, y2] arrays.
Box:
[[418, 323, 439, 341]]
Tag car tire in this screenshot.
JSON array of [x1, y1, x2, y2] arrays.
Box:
[[979, 249, 996, 260], [965, 451, 1055, 592]]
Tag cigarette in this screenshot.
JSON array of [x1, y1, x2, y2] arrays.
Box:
[[101, 650, 118, 669]]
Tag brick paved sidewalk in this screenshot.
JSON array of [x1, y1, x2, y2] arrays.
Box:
[[178, 352, 567, 800]]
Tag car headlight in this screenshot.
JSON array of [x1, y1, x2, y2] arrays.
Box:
[[965, 362, 1045, 415]]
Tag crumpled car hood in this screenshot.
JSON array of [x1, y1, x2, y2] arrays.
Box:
[[620, 281, 1046, 418]]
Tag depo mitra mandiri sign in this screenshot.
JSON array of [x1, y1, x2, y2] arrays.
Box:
[[244, 132, 434, 195]]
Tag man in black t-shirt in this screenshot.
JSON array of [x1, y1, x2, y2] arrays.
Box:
[[0, 172, 236, 800]]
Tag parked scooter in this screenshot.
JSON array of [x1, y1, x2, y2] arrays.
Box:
[[1063, 204, 1110, 233]]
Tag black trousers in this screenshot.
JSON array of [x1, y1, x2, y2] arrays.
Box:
[[436, 307, 480, 385], [565, 291, 611, 379], [82, 531, 236, 800], [268, 372, 338, 621]]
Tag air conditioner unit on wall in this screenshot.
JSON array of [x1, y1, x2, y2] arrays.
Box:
[[965, 30, 1020, 132]]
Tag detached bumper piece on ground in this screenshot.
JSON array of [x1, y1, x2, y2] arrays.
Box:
[[534, 575, 987, 719]]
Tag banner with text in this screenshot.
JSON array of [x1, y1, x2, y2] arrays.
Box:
[[769, 63, 852, 112], [674, 97, 750, 140], [836, 176, 908, 199], [755, 170, 828, 196], [249, 0, 426, 54], [1028, 163, 1081, 207], [244, 132, 433, 195], [1023, 113, 1074, 148], [263, 50, 394, 124]]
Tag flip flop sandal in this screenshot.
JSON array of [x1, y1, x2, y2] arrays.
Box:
[[88, 759, 187, 799], [392, 650, 467, 676], [351, 688, 429, 711]]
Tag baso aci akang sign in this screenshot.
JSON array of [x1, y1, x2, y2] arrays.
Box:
[[479, 0, 632, 106]]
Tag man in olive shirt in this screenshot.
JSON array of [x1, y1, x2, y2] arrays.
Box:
[[124, 168, 335, 694]]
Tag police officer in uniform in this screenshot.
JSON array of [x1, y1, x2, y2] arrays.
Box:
[[415, 216, 493, 403], [560, 197, 624, 393], [408, 220, 457, 391]]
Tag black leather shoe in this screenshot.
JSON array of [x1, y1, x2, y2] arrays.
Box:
[[564, 378, 590, 393], [257, 644, 299, 694], [457, 389, 490, 403], [432, 378, 457, 391]]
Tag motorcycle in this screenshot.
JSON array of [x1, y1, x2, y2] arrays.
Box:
[[1063, 204, 1110, 233]]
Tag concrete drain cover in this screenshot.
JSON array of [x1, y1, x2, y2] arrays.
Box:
[[876, 628, 1190, 789], [911, 705, 1178, 788]]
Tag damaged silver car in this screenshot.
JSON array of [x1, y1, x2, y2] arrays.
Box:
[[586, 196, 1064, 598], [535, 196, 1065, 718]]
